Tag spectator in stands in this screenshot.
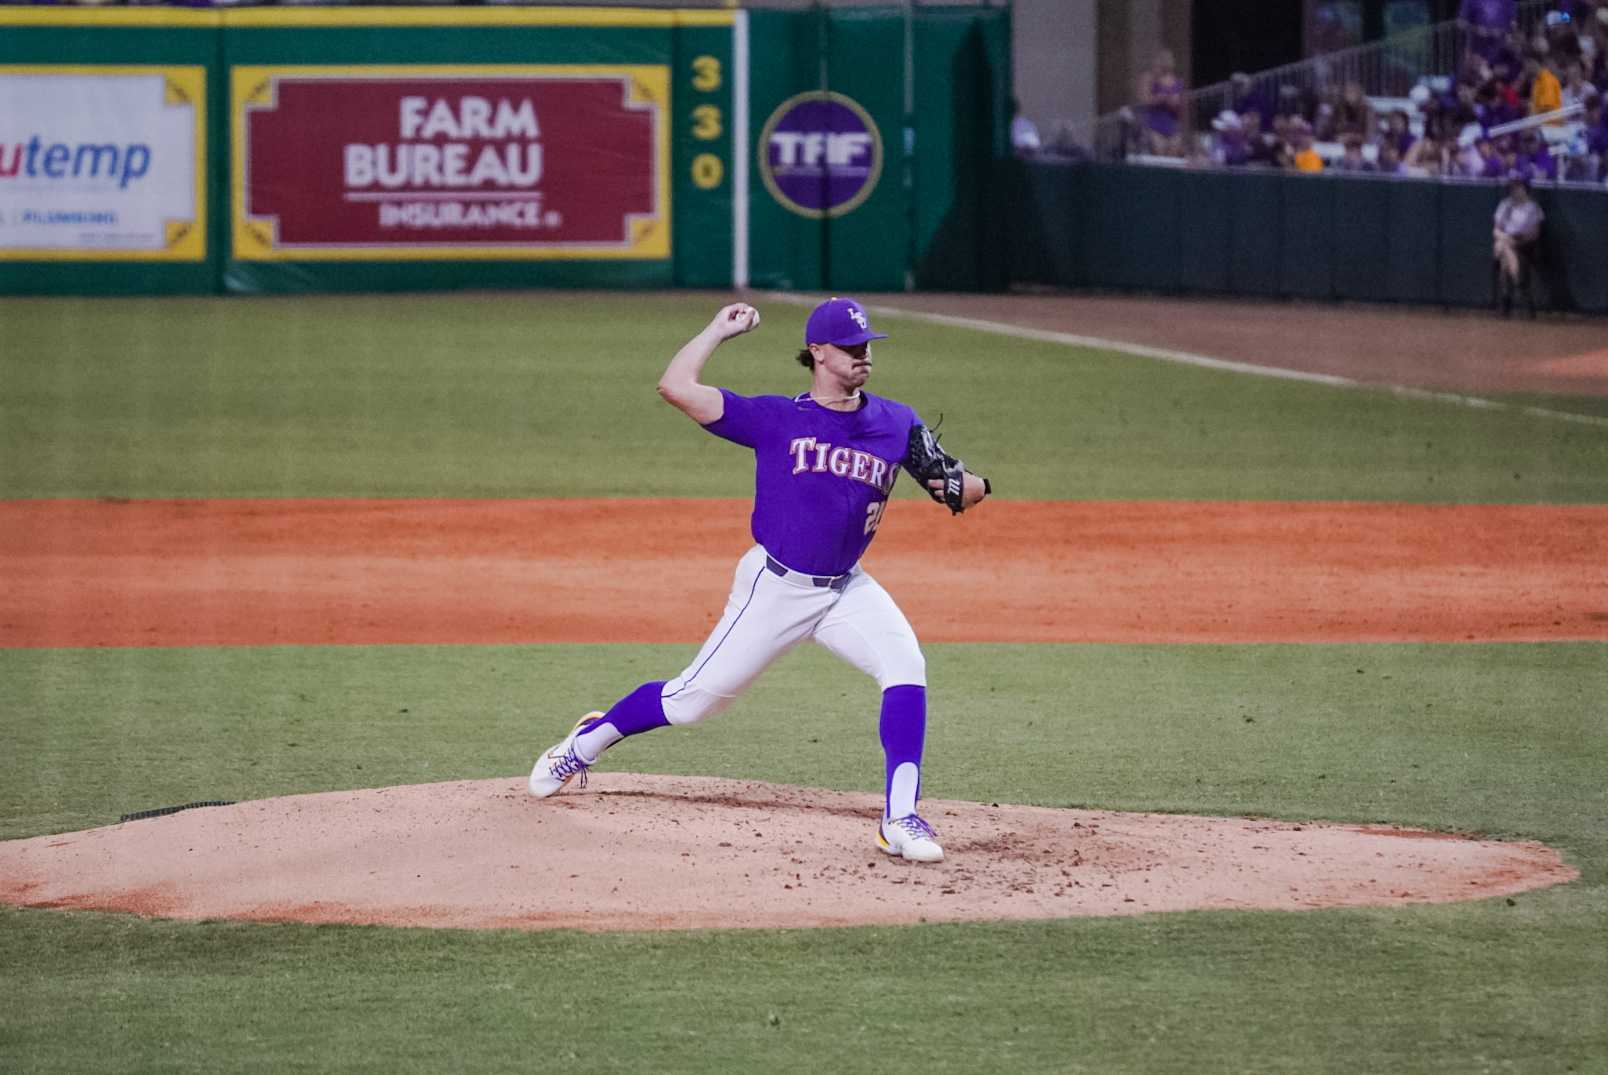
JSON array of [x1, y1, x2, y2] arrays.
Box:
[[1382, 109, 1416, 155], [1332, 133, 1374, 172], [1561, 97, 1605, 178], [1527, 55, 1564, 116], [1562, 61, 1600, 109], [1313, 90, 1341, 142], [1449, 81, 1484, 129], [1136, 49, 1185, 155], [1275, 83, 1311, 121], [1405, 128, 1452, 175], [1543, 10, 1584, 67], [1376, 141, 1406, 174], [1288, 119, 1324, 172], [1243, 110, 1282, 166], [1491, 177, 1543, 315], [1459, 0, 1517, 63], [1225, 72, 1274, 123], [1210, 110, 1250, 166], [1591, 9, 1608, 89], [1582, 99, 1608, 179], [1463, 133, 1507, 176], [1517, 129, 1560, 179], [1334, 80, 1376, 139], [1477, 68, 1525, 126]]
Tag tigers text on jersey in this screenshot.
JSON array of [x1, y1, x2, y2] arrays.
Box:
[[703, 388, 921, 576]]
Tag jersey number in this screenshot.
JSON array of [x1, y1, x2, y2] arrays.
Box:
[[864, 501, 886, 534]]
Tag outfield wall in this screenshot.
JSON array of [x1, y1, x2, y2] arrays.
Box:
[[1004, 160, 1608, 315], [0, 5, 1009, 296]]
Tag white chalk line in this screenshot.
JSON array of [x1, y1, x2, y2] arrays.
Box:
[[760, 292, 1608, 430]]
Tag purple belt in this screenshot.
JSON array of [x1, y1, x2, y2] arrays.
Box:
[[765, 554, 851, 593]]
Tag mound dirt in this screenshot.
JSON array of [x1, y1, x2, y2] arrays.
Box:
[[0, 775, 1576, 932]]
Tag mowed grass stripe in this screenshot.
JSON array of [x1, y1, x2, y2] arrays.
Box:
[[2, 293, 1605, 502], [4, 642, 1603, 873]]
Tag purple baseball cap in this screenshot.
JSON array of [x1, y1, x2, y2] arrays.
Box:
[[804, 296, 888, 347]]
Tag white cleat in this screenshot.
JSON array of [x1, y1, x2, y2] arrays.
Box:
[[877, 813, 944, 863], [528, 712, 603, 798]]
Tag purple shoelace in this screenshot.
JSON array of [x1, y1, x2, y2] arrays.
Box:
[[890, 814, 936, 839]]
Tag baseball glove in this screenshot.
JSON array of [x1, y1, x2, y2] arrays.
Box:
[[904, 421, 968, 514]]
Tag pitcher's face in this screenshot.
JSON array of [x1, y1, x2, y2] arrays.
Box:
[[811, 341, 873, 389]]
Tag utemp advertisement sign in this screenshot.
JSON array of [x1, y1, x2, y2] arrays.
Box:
[[232, 66, 670, 261], [0, 66, 206, 261]]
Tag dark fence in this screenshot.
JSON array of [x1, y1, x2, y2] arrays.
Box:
[[1003, 161, 1608, 315]]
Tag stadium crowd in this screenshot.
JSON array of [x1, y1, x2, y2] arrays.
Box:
[[1174, 2, 1608, 183]]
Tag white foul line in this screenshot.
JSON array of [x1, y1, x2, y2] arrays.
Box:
[[761, 293, 1608, 429]]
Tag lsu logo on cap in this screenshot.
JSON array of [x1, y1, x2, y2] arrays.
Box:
[[758, 91, 883, 220]]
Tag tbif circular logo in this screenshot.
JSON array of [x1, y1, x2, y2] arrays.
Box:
[[758, 91, 883, 219]]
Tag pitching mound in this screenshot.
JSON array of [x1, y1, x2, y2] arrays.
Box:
[[0, 775, 1575, 932]]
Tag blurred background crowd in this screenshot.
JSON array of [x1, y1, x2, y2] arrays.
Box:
[[1017, 0, 1608, 186]]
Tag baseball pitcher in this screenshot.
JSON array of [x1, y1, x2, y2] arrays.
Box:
[[529, 297, 990, 862]]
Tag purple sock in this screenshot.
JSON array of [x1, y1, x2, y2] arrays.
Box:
[[879, 685, 927, 819], [574, 681, 669, 762]]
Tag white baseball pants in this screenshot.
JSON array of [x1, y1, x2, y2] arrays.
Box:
[[660, 545, 926, 725]]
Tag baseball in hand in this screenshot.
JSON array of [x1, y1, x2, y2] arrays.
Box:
[[715, 303, 760, 338]]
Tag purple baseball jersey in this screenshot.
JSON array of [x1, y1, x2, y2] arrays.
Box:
[[704, 387, 921, 576]]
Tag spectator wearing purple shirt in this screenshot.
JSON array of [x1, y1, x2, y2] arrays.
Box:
[[1382, 110, 1416, 156], [1586, 98, 1608, 153], [1471, 135, 1506, 177], [1517, 130, 1559, 180], [1460, 0, 1517, 62], [1136, 49, 1185, 155], [1210, 110, 1252, 166], [1227, 72, 1276, 126]]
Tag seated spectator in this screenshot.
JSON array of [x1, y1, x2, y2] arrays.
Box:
[[1376, 141, 1406, 175], [1491, 177, 1543, 315], [1332, 133, 1375, 171], [1243, 110, 1282, 166], [1464, 133, 1506, 177], [1479, 64, 1526, 126], [1405, 129, 1451, 175], [1210, 110, 1251, 166], [1449, 82, 1483, 129], [1561, 61, 1600, 110], [1332, 82, 1375, 140], [1227, 72, 1275, 124], [1313, 88, 1341, 142], [1274, 83, 1311, 121], [1516, 129, 1559, 179], [1585, 97, 1608, 173], [1382, 109, 1416, 156], [1288, 120, 1324, 172], [1136, 49, 1184, 155]]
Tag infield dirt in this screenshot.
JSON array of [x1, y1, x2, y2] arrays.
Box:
[[3, 497, 1606, 648]]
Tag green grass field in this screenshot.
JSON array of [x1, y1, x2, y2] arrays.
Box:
[[2, 294, 1606, 1073]]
